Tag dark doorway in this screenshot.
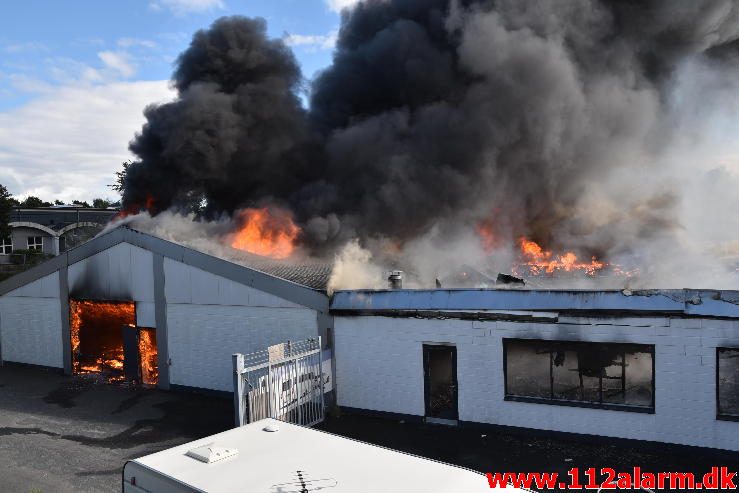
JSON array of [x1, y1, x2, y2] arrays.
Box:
[[423, 344, 458, 422]]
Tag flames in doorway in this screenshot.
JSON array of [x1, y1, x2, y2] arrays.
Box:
[[70, 300, 158, 385], [138, 327, 158, 386]]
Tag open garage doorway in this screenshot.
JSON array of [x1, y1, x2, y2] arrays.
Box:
[[70, 300, 158, 385]]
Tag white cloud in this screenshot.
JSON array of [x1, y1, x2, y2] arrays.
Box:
[[326, 0, 362, 13], [6, 74, 55, 94], [0, 81, 175, 202], [117, 38, 158, 49], [283, 30, 338, 51], [149, 0, 224, 15], [98, 51, 137, 78], [39, 57, 102, 86], [4, 42, 47, 54]]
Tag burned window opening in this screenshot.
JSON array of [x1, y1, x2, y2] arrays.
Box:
[[504, 339, 654, 412], [718, 348, 739, 420]]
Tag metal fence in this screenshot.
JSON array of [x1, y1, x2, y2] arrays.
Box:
[[233, 338, 325, 427]]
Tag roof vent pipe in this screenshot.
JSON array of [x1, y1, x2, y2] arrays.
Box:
[[388, 270, 404, 289]]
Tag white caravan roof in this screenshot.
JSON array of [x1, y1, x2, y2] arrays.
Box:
[[124, 418, 522, 492]]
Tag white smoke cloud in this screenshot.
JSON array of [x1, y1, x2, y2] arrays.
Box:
[[327, 240, 385, 293]]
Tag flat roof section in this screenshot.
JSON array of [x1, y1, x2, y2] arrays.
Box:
[[124, 418, 506, 492], [330, 288, 739, 318]]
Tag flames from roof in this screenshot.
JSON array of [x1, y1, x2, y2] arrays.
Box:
[[230, 207, 300, 260], [115, 1, 739, 290]]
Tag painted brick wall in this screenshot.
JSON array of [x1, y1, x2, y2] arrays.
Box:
[[167, 304, 319, 391], [0, 270, 63, 367], [10, 226, 55, 255], [68, 243, 154, 302], [164, 257, 320, 392], [334, 315, 739, 451]]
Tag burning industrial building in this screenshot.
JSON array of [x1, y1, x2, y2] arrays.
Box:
[[1, 0, 738, 461]]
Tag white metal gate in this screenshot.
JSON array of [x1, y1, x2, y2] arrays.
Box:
[[233, 338, 325, 427]]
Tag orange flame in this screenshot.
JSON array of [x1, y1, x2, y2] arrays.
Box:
[[476, 224, 497, 253], [516, 238, 606, 276], [138, 328, 158, 385], [114, 194, 157, 221], [230, 207, 300, 259], [70, 300, 135, 375]]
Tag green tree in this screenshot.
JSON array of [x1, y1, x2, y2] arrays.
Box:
[[109, 160, 132, 195], [92, 198, 112, 209], [54, 199, 64, 205], [20, 196, 51, 208], [0, 184, 12, 239], [72, 200, 91, 208]]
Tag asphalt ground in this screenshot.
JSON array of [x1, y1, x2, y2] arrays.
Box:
[[0, 364, 736, 492], [0, 365, 231, 492], [319, 413, 739, 492]]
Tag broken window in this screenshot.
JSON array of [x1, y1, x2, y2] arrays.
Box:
[[504, 339, 654, 411], [718, 348, 739, 418]]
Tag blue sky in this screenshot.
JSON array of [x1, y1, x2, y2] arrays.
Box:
[[0, 0, 356, 201]]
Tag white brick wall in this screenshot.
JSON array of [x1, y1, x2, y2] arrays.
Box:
[[0, 271, 63, 367], [163, 258, 321, 391], [0, 297, 63, 368], [334, 315, 739, 451], [68, 243, 154, 302], [167, 304, 319, 391], [163, 258, 302, 308]]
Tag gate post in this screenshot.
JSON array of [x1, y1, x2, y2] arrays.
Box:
[[267, 360, 274, 419], [295, 356, 303, 425], [318, 337, 325, 416], [232, 353, 245, 427]]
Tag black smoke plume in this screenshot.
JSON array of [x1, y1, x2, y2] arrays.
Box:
[[123, 1, 739, 257], [125, 17, 322, 215]]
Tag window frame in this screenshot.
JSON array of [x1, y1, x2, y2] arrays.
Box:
[[0, 237, 12, 255], [503, 338, 656, 414], [27, 236, 43, 251], [717, 347, 739, 422]]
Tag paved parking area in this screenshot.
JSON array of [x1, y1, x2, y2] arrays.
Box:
[[0, 365, 232, 492], [0, 364, 737, 492], [320, 414, 739, 492]]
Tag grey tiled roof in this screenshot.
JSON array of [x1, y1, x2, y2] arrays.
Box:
[[0, 227, 330, 311], [237, 259, 333, 291]]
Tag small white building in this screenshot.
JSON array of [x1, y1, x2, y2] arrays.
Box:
[[330, 289, 739, 451], [0, 227, 331, 392]]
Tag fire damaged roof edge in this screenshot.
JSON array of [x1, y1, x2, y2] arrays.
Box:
[[0, 226, 329, 312], [330, 289, 739, 319]]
